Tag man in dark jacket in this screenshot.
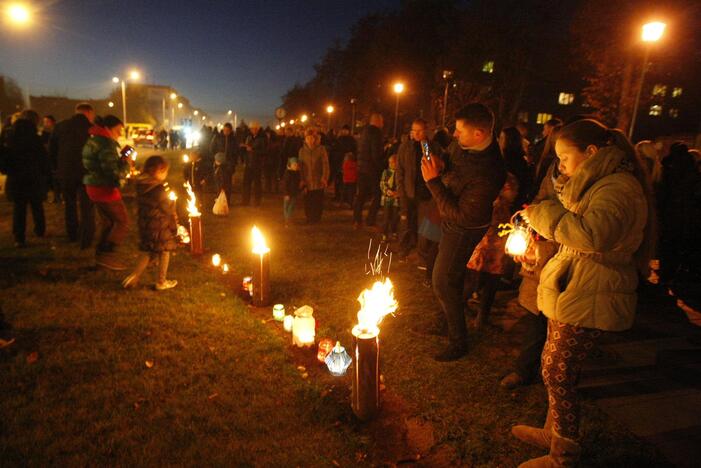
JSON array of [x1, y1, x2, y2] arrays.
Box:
[[396, 118, 440, 257], [421, 103, 506, 361], [241, 121, 268, 206], [353, 113, 384, 227], [49, 103, 96, 248], [330, 125, 357, 202], [209, 123, 238, 204]]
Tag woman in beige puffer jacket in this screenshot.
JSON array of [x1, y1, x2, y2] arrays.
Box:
[[513, 119, 655, 468]]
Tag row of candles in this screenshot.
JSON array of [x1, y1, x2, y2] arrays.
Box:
[[177, 172, 397, 420]]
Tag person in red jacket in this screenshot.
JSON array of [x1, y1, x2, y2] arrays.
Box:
[[342, 152, 358, 209]]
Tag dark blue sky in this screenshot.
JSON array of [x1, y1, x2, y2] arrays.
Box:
[[1, 0, 399, 122]]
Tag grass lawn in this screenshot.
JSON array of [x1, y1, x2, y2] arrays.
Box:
[[0, 150, 670, 466]]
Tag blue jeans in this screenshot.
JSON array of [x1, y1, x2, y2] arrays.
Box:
[[283, 195, 296, 221], [431, 223, 487, 345]]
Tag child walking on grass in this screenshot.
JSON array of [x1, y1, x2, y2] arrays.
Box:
[[282, 157, 301, 226], [122, 155, 178, 290], [380, 154, 400, 241]]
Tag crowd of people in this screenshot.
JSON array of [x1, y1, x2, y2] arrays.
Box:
[[2, 98, 701, 467]]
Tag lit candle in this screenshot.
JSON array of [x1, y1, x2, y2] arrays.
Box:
[[273, 304, 285, 322], [168, 191, 178, 202], [251, 226, 271, 307], [222, 263, 230, 273], [211, 254, 221, 268], [283, 315, 293, 332], [292, 305, 315, 348], [505, 225, 531, 256], [185, 182, 203, 255]]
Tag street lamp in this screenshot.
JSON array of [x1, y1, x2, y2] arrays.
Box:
[[300, 114, 308, 123], [5, 3, 31, 27], [326, 105, 334, 131], [350, 98, 357, 135], [112, 69, 141, 127], [441, 70, 454, 128], [392, 82, 405, 139], [629, 21, 666, 139], [108, 101, 114, 108]]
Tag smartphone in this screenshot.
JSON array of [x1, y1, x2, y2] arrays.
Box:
[[421, 140, 430, 160]]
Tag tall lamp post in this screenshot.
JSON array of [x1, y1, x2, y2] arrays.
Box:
[[350, 98, 357, 135], [169, 92, 177, 128], [441, 70, 453, 128], [629, 21, 666, 140], [326, 105, 335, 132], [392, 82, 405, 139], [112, 69, 141, 127]]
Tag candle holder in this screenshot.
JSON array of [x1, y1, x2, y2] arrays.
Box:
[[351, 325, 380, 421], [292, 306, 315, 348], [251, 226, 271, 307], [325, 341, 352, 376], [317, 338, 334, 362], [273, 304, 285, 322], [189, 215, 204, 255]]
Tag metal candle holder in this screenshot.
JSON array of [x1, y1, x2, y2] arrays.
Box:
[[351, 325, 380, 421], [253, 251, 270, 307]]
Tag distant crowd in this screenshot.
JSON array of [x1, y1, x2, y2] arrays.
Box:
[[1, 100, 701, 466]]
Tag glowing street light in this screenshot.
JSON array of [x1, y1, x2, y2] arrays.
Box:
[[193, 110, 199, 116], [326, 104, 335, 131], [129, 70, 141, 81], [113, 69, 141, 126], [629, 21, 666, 139], [227, 110, 233, 115], [5, 3, 31, 27], [392, 81, 405, 139], [300, 114, 308, 123], [169, 92, 177, 100], [108, 101, 114, 108], [112, 76, 120, 84], [177, 102, 183, 109]]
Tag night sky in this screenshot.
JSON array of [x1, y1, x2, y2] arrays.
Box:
[[1, 0, 399, 122]]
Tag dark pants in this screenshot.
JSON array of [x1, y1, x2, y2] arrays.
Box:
[[344, 182, 356, 207], [304, 189, 324, 223], [264, 160, 278, 193], [94, 199, 129, 253], [243, 165, 262, 206], [465, 270, 501, 315], [383, 204, 400, 237], [513, 312, 548, 382], [222, 167, 234, 204], [432, 224, 487, 346], [333, 170, 343, 201], [12, 194, 45, 243], [62, 182, 95, 248], [418, 235, 439, 280], [399, 197, 419, 255], [353, 172, 381, 225]]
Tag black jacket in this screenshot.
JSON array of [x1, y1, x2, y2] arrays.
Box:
[[3, 119, 50, 201], [210, 133, 239, 169], [330, 134, 357, 173], [49, 113, 92, 186], [357, 124, 384, 175], [282, 169, 301, 197], [244, 131, 268, 169], [427, 139, 506, 230], [136, 175, 178, 253], [183, 159, 208, 190]]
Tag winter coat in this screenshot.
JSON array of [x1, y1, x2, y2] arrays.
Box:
[[331, 134, 357, 174], [356, 124, 384, 175], [427, 139, 506, 231], [210, 133, 238, 170], [244, 131, 268, 169], [49, 113, 92, 186], [3, 119, 50, 202], [343, 159, 358, 183], [525, 146, 647, 331], [396, 139, 440, 201], [183, 159, 208, 190], [299, 143, 329, 191], [467, 172, 519, 274], [282, 169, 301, 197], [82, 126, 128, 188], [380, 168, 400, 207], [136, 174, 178, 253]]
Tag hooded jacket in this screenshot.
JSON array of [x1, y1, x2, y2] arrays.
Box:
[[82, 126, 128, 188], [525, 145, 647, 331], [3, 119, 50, 201], [136, 174, 178, 252], [299, 143, 330, 191], [49, 113, 92, 186]]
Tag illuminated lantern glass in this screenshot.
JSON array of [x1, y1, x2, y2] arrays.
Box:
[[325, 341, 352, 376], [292, 306, 315, 348], [212, 253, 222, 267], [283, 315, 293, 332], [241, 276, 253, 297], [317, 338, 334, 362], [505, 225, 531, 256], [273, 304, 285, 322]]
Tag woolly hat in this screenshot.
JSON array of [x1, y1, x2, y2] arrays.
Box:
[[214, 152, 226, 164]]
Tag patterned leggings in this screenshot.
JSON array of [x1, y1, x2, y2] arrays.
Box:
[[541, 319, 602, 439]]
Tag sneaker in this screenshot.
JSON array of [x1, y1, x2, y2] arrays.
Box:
[[155, 279, 178, 290], [434, 342, 469, 362], [122, 273, 139, 289], [417, 265, 427, 271], [96, 252, 127, 271]]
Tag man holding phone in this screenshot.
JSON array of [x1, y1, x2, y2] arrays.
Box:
[[421, 104, 505, 361], [396, 118, 440, 259]]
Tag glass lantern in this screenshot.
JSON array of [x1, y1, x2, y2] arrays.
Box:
[[272, 304, 285, 322], [283, 315, 293, 332], [317, 338, 335, 362], [505, 224, 531, 257], [292, 306, 315, 348], [325, 341, 352, 376]]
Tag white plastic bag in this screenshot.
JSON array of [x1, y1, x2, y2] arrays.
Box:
[[212, 190, 229, 216]]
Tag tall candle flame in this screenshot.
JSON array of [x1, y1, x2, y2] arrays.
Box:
[[355, 278, 398, 335], [168, 191, 178, 201], [184, 182, 201, 216], [251, 226, 270, 255], [212, 254, 221, 267]]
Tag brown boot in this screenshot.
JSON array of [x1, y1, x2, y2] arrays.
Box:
[[511, 410, 552, 449], [518, 433, 581, 467]]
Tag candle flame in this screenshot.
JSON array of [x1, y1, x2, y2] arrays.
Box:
[[222, 263, 229, 273], [177, 225, 190, 244], [168, 191, 178, 201], [184, 182, 201, 216], [251, 225, 270, 255], [355, 278, 398, 335], [505, 228, 529, 256], [212, 254, 221, 267], [182, 154, 190, 163]]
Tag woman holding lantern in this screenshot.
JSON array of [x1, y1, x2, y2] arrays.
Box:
[[512, 119, 655, 467]]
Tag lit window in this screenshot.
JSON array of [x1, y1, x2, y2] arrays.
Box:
[[558, 92, 575, 105], [536, 113, 553, 124], [652, 84, 667, 97], [672, 87, 683, 98], [669, 108, 679, 118], [482, 61, 494, 74], [649, 105, 662, 116], [517, 111, 529, 123]]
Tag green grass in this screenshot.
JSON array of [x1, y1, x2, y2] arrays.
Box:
[[0, 150, 670, 466]]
